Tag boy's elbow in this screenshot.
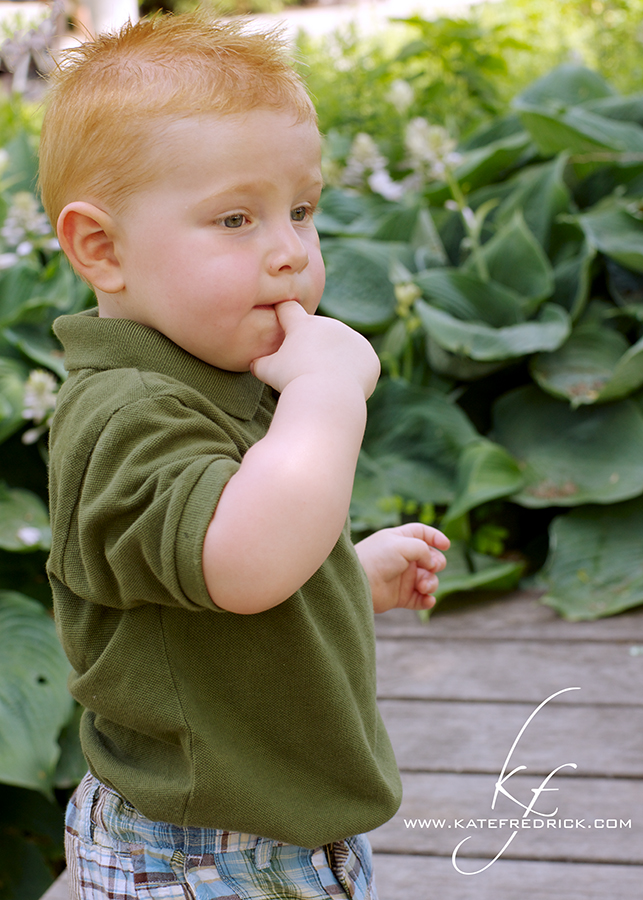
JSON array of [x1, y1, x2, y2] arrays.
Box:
[[207, 583, 284, 616], [202, 531, 285, 615]]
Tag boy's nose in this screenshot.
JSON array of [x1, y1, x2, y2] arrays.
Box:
[[268, 224, 309, 274]]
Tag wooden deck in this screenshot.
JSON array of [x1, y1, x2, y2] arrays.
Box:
[[371, 589, 643, 899], [41, 588, 643, 900]]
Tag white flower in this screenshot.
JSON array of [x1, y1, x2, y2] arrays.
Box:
[[0, 0, 63, 90], [342, 133, 406, 200], [342, 133, 388, 188], [461, 206, 477, 231], [368, 169, 405, 201], [1, 191, 56, 257], [17, 526, 41, 546], [0, 251, 18, 269], [22, 369, 58, 424], [404, 118, 463, 182], [387, 79, 414, 114]]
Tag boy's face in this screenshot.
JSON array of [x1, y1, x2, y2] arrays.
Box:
[[103, 109, 326, 372]]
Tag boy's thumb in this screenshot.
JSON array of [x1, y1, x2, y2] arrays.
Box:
[[274, 299, 308, 330]]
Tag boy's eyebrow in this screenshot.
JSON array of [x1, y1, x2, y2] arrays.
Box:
[[192, 178, 324, 212]]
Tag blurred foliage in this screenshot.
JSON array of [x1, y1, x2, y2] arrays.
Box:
[[313, 59, 643, 620], [313, 61, 643, 619], [0, 103, 92, 900], [294, 2, 643, 623], [140, 0, 303, 17], [298, 0, 643, 164]]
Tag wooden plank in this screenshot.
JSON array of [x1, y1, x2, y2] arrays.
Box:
[[376, 638, 643, 705], [375, 591, 643, 642], [39, 871, 68, 900], [372, 853, 643, 900], [370, 772, 642, 863], [379, 699, 643, 777]]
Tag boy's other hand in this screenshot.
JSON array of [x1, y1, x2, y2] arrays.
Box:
[[354, 524, 450, 614], [251, 301, 380, 399]]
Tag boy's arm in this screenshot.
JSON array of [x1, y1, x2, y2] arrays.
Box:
[[355, 524, 450, 614], [202, 301, 380, 614]]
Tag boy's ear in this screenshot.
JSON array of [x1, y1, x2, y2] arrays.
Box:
[[56, 202, 125, 293]]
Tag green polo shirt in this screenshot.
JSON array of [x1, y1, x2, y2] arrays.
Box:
[[47, 310, 402, 848]]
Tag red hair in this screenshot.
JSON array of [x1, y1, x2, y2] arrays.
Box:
[[39, 13, 316, 225]]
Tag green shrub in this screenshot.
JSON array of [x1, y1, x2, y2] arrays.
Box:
[[0, 109, 92, 899], [314, 60, 643, 621], [298, 0, 643, 168]]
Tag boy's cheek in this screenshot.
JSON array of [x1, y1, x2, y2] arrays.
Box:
[[310, 261, 326, 313]]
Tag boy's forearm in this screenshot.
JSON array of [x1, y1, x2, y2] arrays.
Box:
[[202, 373, 367, 614]]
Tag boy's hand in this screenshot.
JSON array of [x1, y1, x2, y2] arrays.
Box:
[[251, 301, 380, 399], [354, 524, 450, 614]]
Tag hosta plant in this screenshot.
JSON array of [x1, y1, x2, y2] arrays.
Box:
[[318, 63, 643, 621]]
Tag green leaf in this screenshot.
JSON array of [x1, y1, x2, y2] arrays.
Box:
[[0, 485, 51, 552], [550, 239, 596, 321], [582, 93, 643, 127], [3, 324, 67, 379], [424, 132, 534, 204], [443, 439, 525, 524], [0, 833, 57, 900], [425, 338, 510, 381], [492, 386, 643, 507], [540, 497, 643, 619], [517, 103, 643, 157], [416, 299, 570, 361], [454, 131, 534, 191], [459, 114, 526, 151], [54, 703, 86, 789], [351, 450, 454, 534], [410, 207, 449, 269], [3, 132, 39, 195], [320, 239, 409, 331], [357, 379, 481, 527], [0, 784, 65, 900], [363, 378, 478, 464], [516, 64, 615, 108], [494, 155, 571, 250], [577, 203, 643, 273], [531, 323, 643, 405], [607, 260, 643, 307], [0, 357, 28, 444], [316, 187, 374, 228], [0, 265, 41, 329], [432, 540, 524, 601], [415, 268, 524, 327], [466, 211, 554, 309], [0, 591, 73, 793]]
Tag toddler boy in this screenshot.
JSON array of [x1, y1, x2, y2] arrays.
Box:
[[40, 14, 449, 899]]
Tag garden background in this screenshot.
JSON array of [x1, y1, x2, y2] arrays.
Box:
[[2, 0, 643, 896]]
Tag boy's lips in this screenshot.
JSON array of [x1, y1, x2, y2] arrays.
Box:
[[254, 299, 299, 310]]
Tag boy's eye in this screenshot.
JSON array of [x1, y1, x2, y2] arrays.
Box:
[[221, 213, 246, 228], [291, 206, 310, 222]]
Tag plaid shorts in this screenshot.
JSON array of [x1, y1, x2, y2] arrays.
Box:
[[65, 773, 379, 900]]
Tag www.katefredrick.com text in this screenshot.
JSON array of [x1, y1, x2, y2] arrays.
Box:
[[404, 817, 632, 830]]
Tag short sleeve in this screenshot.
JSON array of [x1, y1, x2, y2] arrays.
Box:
[[49, 388, 246, 612]]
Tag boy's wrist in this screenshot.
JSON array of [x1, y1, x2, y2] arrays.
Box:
[[280, 370, 374, 406]]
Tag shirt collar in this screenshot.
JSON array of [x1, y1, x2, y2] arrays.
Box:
[[53, 309, 266, 420]]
